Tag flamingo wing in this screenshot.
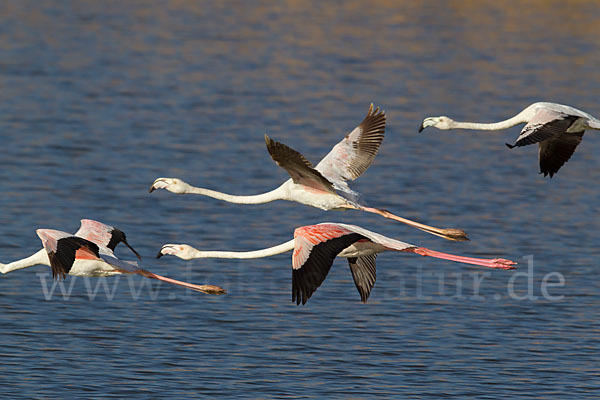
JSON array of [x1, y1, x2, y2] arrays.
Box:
[[538, 131, 585, 177], [315, 104, 386, 184], [508, 111, 579, 148], [265, 134, 337, 194], [336, 223, 415, 251], [292, 224, 366, 305], [347, 254, 377, 303], [37, 230, 100, 280], [75, 219, 141, 260]]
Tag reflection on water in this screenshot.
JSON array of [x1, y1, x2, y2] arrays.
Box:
[[0, 1, 598, 398]]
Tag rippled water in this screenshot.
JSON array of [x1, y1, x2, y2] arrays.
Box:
[[1, 1, 599, 398]]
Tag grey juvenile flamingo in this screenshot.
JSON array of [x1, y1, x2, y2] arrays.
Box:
[[420, 102, 600, 177]]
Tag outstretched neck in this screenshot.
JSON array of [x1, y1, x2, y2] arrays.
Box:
[[450, 112, 528, 131], [186, 184, 286, 204], [0, 249, 49, 274], [190, 239, 295, 259]]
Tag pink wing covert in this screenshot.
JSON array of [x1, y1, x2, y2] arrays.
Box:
[[75, 219, 115, 248], [292, 224, 354, 270], [75, 219, 141, 260]]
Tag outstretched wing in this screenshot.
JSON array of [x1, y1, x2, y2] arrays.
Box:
[[335, 223, 414, 251], [265, 134, 336, 194], [507, 110, 579, 148], [75, 219, 141, 260], [347, 254, 377, 303], [292, 224, 365, 305], [37, 229, 100, 280], [316, 104, 386, 183], [538, 131, 585, 177]]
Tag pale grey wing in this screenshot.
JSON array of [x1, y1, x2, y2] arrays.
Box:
[[264, 134, 336, 194], [315, 104, 386, 183], [538, 131, 584, 177], [508, 112, 579, 148], [336, 223, 414, 251], [347, 254, 377, 303]]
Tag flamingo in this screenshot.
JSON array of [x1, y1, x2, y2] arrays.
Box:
[[419, 102, 600, 177], [156, 223, 516, 305], [150, 104, 468, 241], [0, 219, 225, 295]]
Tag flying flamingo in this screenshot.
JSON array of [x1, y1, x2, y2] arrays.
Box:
[[150, 104, 468, 241], [0, 219, 225, 295], [419, 102, 600, 177], [157, 222, 516, 305]]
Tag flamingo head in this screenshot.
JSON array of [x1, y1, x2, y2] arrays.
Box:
[[149, 178, 191, 194], [156, 244, 198, 260], [419, 116, 454, 132]]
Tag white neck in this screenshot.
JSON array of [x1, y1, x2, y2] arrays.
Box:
[[0, 249, 49, 274], [449, 111, 528, 131], [189, 239, 295, 259], [185, 184, 286, 204]]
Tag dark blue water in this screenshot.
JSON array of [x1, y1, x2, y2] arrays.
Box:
[[1, 1, 599, 398]]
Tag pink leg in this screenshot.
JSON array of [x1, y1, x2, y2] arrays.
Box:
[[136, 269, 227, 294], [354, 205, 469, 242], [409, 247, 517, 270]]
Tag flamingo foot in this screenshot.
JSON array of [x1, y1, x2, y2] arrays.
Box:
[[489, 258, 518, 270]]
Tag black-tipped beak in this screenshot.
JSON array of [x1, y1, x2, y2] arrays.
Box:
[[123, 240, 142, 260], [156, 250, 164, 259], [505, 143, 515, 149], [149, 185, 156, 193], [418, 123, 425, 133]]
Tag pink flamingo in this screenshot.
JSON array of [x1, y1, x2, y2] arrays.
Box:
[[150, 104, 468, 241], [0, 219, 225, 295], [419, 102, 600, 177], [157, 222, 515, 305]]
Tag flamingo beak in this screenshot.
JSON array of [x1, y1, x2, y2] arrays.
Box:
[[156, 244, 175, 259], [418, 123, 425, 133], [149, 178, 168, 193], [123, 239, 142, 260]]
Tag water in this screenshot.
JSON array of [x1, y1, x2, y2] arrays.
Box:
[[1, 1, 599, 398]]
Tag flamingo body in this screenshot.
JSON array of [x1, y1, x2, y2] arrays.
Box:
[[278, 179, 347, 210]]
